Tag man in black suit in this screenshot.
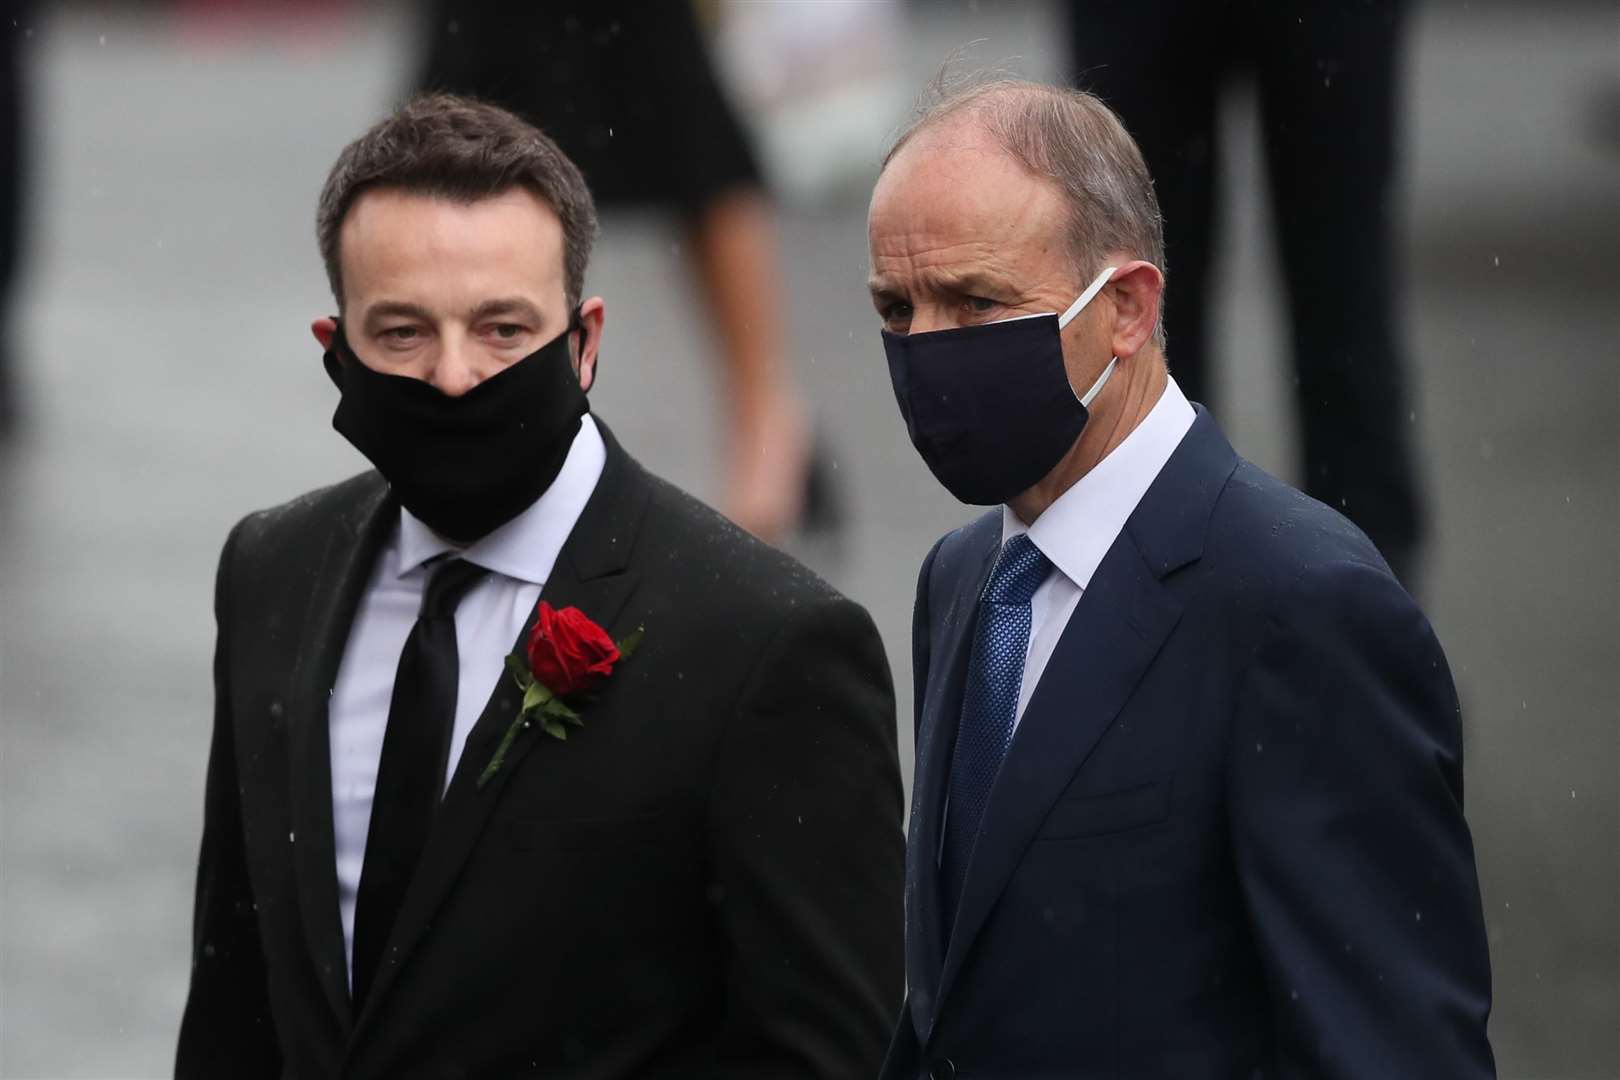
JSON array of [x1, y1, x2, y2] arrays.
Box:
[[870, 80, 1494, 1078], [176, 94, 903, 1079]]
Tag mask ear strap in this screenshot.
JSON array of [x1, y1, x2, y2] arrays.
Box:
[[1057, 265, 1119, 329], [1078, 356, 1118, 407]]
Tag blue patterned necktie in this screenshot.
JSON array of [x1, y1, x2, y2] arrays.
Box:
[[942, 533, 1052, 925]]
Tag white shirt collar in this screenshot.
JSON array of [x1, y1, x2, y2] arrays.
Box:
[[1002, 377, 1196, 590], [395, 414, 608, 586]]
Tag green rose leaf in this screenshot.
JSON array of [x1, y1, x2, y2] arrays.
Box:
[[541, 718, 569, 741], [617, 627, 646, 660], [505, 652, 534, 689], [522, 681, 554, 714]]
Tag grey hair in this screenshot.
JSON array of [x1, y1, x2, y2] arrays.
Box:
[[884, 75, 1167, 346], [316, 93, 599, 312]]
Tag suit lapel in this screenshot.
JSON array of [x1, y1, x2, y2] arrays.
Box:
[[906, 519, 999, 1044], [351, 425, 652, 1035], [932, 537, 1182, 1014], [928, 408, 1238, 1026], [287, 475, 393, 1032]]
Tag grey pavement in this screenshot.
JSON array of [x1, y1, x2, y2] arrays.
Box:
[[1, 2, 1616, 1077]]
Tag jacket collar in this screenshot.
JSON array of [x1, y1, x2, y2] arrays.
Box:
[[286, 419, 651, 1038], [916, 408, 1237, 1042]]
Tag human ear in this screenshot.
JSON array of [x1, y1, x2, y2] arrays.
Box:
[[311, 317, 338, 351], [1105, 261, 1164, 361], [574, 297, 606, 392]]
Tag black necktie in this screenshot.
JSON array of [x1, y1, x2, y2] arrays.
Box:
[[351, 556, 489, 1010]]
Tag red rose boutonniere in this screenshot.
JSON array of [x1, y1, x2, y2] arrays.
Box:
[[477, 602, 644, 789]]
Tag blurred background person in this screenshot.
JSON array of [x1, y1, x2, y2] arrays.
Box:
[[416, 0, 833, 546], [1069, 0, 1426, 585], [0, 1, 32, 439]]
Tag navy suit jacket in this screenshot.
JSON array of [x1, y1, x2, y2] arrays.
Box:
[[883, 411, 1494, 1080]]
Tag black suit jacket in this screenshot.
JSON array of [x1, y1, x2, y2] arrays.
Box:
[[177, 423, 904, 1079], [884, 410, 1494, 1080]]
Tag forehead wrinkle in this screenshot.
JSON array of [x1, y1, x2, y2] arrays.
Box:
[[870, 236, 1019, 294], [870, 153, 1068, 299]]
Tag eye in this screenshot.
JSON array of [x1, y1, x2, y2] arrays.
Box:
[[482, 322, 531, 344], [879, 301, 913, 332], [381, 326, 422, 344], [964, 296, 997, 316]]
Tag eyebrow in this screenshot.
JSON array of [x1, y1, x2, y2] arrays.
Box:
[[466, 297, 546, 325], [360, 300, 435, 331], [359, 297, 549, 331], [867, 269, 1011, 302]]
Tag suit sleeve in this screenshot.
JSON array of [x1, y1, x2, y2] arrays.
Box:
[[706, 596, 906, 1079], [910, 535, 946, 741], [881, 535, 948, 1080], [175, 522, 282, 1078], [1229, 560, 1495, 1079]]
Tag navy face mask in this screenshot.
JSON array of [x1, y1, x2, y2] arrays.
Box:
[[882, 266, 1118, 506], [324, 318, 588, 543]]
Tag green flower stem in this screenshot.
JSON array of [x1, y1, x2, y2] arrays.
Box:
[[477, 715, 529, 790]]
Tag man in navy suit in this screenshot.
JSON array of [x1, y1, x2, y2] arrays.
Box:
[[869, 78, 1495, 1079]]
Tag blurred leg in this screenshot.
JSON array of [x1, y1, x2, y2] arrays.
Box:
[[685, 188, 811, 543], [1253, 0, 1424, 578], [1067, 0, 1227, 411], [418, 0, 815, 543], [0, 10, 26, 434]]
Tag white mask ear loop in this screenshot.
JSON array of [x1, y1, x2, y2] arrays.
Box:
[[1057, 265, 1120, 406], [1078, 356, 1118, 407], [1057, 265, 1118, 329]]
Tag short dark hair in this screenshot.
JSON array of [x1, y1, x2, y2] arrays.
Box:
[[316, 93, 599, 311]]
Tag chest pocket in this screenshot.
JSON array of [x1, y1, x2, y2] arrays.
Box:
[[1033, 774, 1173, 841]]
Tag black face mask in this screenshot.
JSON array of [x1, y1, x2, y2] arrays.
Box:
[[324, 320, 588, 542], [882, 266, 1118, 506]]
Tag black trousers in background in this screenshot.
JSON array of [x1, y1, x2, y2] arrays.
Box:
[[2, 7, 27, 419], [1069, 0, 1423, 573]]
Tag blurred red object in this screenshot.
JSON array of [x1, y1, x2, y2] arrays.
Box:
[[175, 0, 355, 46]]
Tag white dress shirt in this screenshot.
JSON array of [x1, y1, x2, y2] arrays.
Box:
[[1002, 378, 1196, 727], [327, 415, 607, 980]]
